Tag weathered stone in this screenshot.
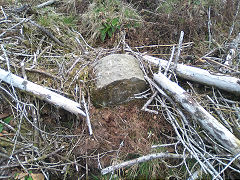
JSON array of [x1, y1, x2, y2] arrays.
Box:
[[92, 54, 147, 107]]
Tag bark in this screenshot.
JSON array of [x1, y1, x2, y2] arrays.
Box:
[[143, 55, 240, 95], [0, 68, 86, 117], [154, 73, 240, 155]]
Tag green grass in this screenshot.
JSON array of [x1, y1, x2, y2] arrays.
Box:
[[81, 0, 142, 43]]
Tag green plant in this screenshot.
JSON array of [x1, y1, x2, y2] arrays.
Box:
[[14, 171, 33, 180], [25, 173, 33, 180], [0, 116, 12, 133], [100, 18, 120, 41], [81, 0, 142, 43], [37, 7, 77, 28]]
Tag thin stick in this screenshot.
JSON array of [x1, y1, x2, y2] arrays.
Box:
[[228, 0, 240, 37], [134, 42, 193, 49], [20, 61, 27, 80], [202, 56, 240, 73], [173, 31, 184, 69], [36, 0, 57, 9], [213, 152, 240, 180], [101, 152, 192, 175], [0, 6, 7, 19], [1, 44, 10, 72], [141, 91, 158, 114], [0, 18, 27, 38], [208, 7, 212, 48], [82, 93, 93, 135], [29, 20, 64, 47], [164, 45, 175, 75]]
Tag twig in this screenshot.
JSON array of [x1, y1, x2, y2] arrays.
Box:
[[173, 31, 184, 69], [202, 56, 240, 73], [75, 37, 87, 54], [73, 30, 95, 51], [213, 152, 240, 180], [0, 152, 10, 159], [0, 6, 7, 19], [207, 7, 212, 48], [24, 146, 65, 164], [141, 91, 158, 114], [29, 20, 64, 46], [25, 68, 62, 80], [36, 0, 57, 9], [228, 0, 240, 37], [152, 142, 179, 149], [1, 44, 10, 72], [66, 57, 82, 75], [32, 107, 40, 147], [82, 93, 93, 135], [206, 95, 233, 132], [101, 152, 192, 175], [0, 119, 16, 133], [164, 45, 175, 75], [0, 18, 27, 38], [20, 61, 27, 80], [134, 42, 193, 49]]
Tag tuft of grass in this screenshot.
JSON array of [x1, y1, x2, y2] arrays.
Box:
[[37, 7, 77, 28], [81, 0, 142, 43]]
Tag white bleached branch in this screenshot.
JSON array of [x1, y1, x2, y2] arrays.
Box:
[[0, 68, 86, 117], [153, 73, 240, 155], [143, 55, 240, 95]]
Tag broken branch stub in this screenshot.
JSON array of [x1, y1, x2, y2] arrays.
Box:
[[0, 68, 86, 117], [153, 73, 240, 155]]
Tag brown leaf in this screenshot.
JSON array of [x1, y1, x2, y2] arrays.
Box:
[[0, 113, 10, 119]]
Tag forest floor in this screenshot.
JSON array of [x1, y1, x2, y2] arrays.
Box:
[[0, 0, 240, 179]]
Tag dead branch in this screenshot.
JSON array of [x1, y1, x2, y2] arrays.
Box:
[[0, 68, 86, 117], [101, 152, 192, 175], [143, 55, 240, 95], [154, 73, 240, 155], [82, 92, 93, 135], [36, 0, 57, 9], [28, 20, 64, 47]]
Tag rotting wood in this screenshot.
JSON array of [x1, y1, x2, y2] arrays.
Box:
[[0, 68, 86, 117], [153, 73, 240, 155], [143, 55, 240, 95]]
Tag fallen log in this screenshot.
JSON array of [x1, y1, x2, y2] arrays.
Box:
[[143, 55, 240, 95], [154, 73, 240, 155], [0, 68, 86, 117]]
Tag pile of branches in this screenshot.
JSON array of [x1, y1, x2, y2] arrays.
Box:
[[106, 31, 240, 179], [0, 1, 98, 179], [1, 1, 240, 180]]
